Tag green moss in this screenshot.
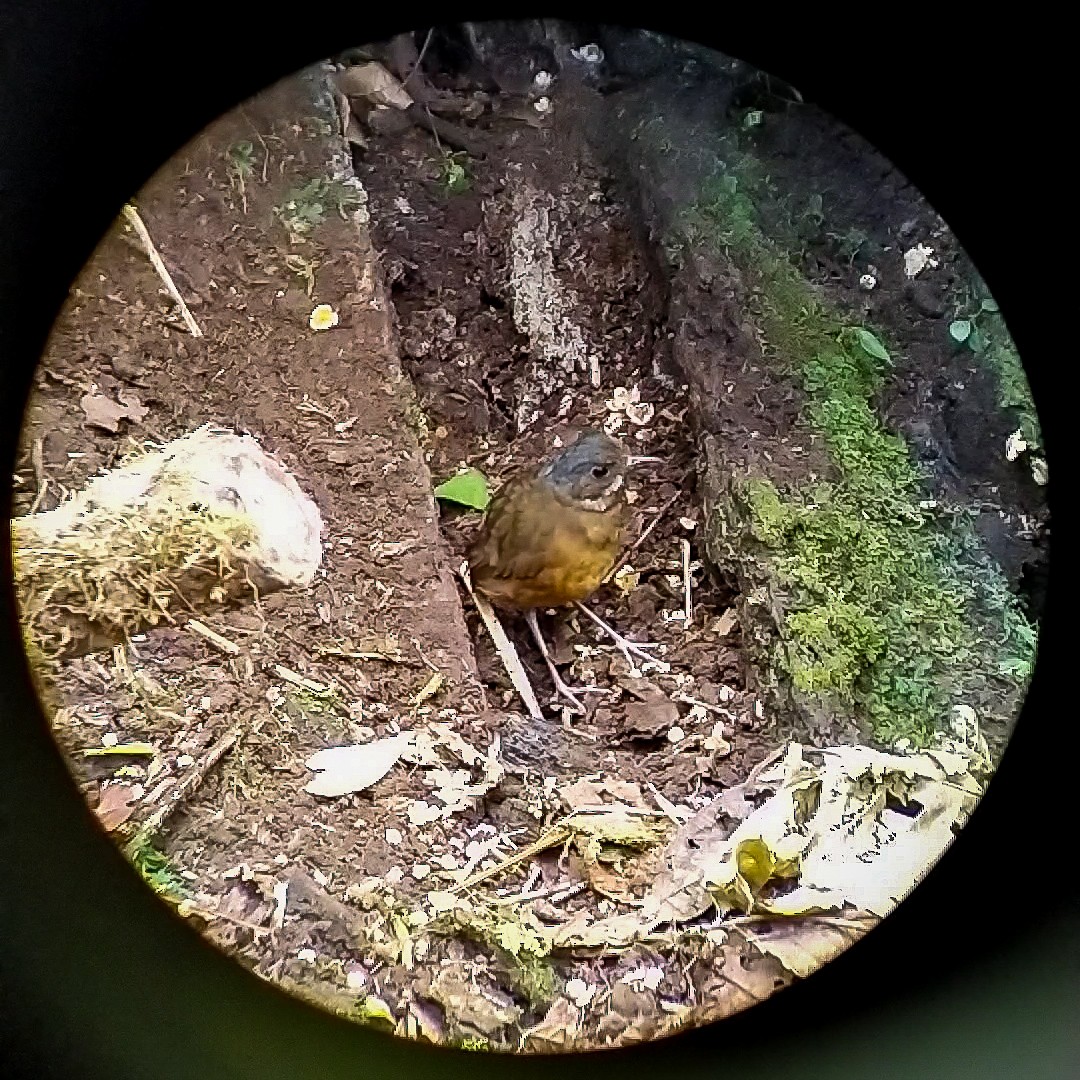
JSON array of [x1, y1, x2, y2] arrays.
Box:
[[453, 1036, 492, 1052], [681, 172, 1036, 744], [434, 908, 556, 1010]]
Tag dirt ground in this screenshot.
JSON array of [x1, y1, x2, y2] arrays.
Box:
[[11, 28, 1046, 1055]]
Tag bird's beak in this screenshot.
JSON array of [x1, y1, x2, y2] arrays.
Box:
[[626, 455, 663, 467]]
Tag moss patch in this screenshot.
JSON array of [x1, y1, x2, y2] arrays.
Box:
[[679, 175, 1036, 743]]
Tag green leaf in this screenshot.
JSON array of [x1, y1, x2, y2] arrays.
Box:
[[948, 319, 972, 344], [967, 327, 986, 354], [853, 328, 890, 362], [434, 468, 490, 510], [980, 298, 999, 313]]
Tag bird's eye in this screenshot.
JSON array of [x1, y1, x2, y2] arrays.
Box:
[[591, 465, 610, 479]]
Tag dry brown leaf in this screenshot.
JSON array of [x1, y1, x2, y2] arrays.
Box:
[[741, 913, 878, 978], [337, 62, 414, 110], [116, 388, 149, 423], [80, 392, 143, 433], [424, 964, 522, 1038], [690, 939, 792, 1022], [520, 996, 581, 1052], [559, 776, 648, 812], [95, 782, 140, 831], [406, 998, 446, 1044], [622, 694, 679, 740]]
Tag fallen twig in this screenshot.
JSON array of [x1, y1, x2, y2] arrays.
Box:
[[187, 618, 241, 656], [121, 204, 203, 338], [680, 538, 693, 625], [180, 902, 274, 937], [458, 563, 544, 722], [411, 103, 487, 158], [604, 487, 684, 584], [492, 879, 587, 906], [126, 722, 244, 844], [452, 824, 571, 893], [273, 664, 330, 694]]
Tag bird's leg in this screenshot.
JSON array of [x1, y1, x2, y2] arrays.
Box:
[[524, 609, 605, 714], [574, 601, 668, 674]]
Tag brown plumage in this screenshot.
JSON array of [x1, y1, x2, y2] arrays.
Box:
[[468, 430, 630, 612]]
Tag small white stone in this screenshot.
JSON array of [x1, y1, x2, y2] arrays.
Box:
[[570, 43, 604, 63], [667, 726, 685, 744], [1005, 429, 1027, 462], [385, 828, 403, 847], [296, 948, 316, 963], [903, 244, 938, 278], [859, 273, 877, 291]]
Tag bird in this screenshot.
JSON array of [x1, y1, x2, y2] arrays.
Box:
[[468, 428, 661, 712]]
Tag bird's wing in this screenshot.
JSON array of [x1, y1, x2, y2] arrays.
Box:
[[469, 476, 561, 585]]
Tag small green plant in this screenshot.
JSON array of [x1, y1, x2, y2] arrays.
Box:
[[126, 829, 188, 904], [437, 151, 471, 195], [457, 1036, 491, 1051], [274, 177, 364, 241], [225, 141, 257, 214], [949, 290, 1041, 453], [826, 225, 870, 267]]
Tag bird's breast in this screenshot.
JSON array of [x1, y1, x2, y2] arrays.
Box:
[[470, 492, 625, 610]]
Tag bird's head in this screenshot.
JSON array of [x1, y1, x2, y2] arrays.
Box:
[[539, 429, 629, 511]]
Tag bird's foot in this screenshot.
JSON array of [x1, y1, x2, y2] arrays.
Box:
[[574, 602, 670, 674], [546, 670, 608, 715]]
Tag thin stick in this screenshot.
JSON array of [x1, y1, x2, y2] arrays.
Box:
[[126, 723, 244, 843], [491, 879, 586, 906], [28, 477, 50, 515], [452, 825, 571, 893], [187, 618, 241, 656], [458, 563, 545, 722], [680, 538, 693, 625], [122, 204, 204, 338], [273, 664, 329, 694], [403, 28, 435, 88], [603, 488, 683, 584]]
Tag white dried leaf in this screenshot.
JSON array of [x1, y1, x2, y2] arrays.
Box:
[[303, 734, 412, 797], [564, 978, 596, 1008], [407, 800, 443, 826]]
